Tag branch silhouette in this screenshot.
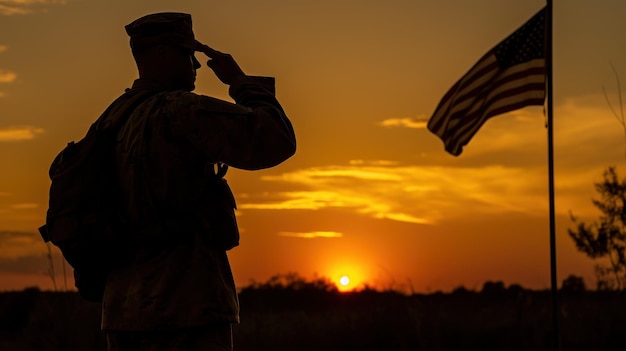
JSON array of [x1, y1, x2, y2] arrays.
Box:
[[602, 62, 626, 160]]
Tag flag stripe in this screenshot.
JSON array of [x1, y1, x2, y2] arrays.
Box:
[[435, 58, 544, 137], [427, 6, 546, 156], [444, 80, 545, 156], [447, 85, 546, 155], [447, 83, 545, 148], [428, 55, 499, 134], [441, 59, 545, 140], [447, 59, 545, 120]]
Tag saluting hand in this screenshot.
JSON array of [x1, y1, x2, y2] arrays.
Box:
[[201, 45, 246, 85]]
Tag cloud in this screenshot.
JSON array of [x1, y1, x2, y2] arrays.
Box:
[[0, 92, 5, 98], [0, 0, 68, 16], [379, 115, 429, 129], [238, 163, 551, 225], [0, 69, 17, 83], [0, 0, 67, 3], [240, 188, 432, 224], [349, 160, 399, 166], [0, 46, 14, 86], [278, 231, 343, 239], [0, 254, 49, 274], [0, 231, 46, 259], [11, 203, 38, 210], [0, 126, 45, 141], [0, 4, 29, 15]]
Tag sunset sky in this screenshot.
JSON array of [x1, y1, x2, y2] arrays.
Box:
[[1, 0, 626, 293]]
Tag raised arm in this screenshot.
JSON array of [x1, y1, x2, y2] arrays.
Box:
[[165, 47, 296, 170]]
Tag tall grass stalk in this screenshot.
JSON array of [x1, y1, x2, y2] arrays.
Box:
[[62, 258, 68, 291], [46, 243, 57, 292]]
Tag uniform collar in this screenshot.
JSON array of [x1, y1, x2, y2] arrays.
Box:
[[129, 78, 185, 92]]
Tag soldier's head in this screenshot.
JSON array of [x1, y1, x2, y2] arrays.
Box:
[[125, 12, 204, 91]]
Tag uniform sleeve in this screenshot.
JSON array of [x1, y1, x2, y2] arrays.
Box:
[[165, 76, 296, 170]]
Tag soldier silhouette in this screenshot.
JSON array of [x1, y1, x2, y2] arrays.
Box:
[[100, 12, 296, 351]]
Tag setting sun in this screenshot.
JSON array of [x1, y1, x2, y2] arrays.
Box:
[[325, 260, 372, 292], [335, 274, 354, 292], [339, 275, 350, 287]]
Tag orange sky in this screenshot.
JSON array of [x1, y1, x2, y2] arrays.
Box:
[[1, 0, 626, 293]]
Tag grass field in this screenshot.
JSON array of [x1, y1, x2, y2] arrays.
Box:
[[0, 278, 625, 351]]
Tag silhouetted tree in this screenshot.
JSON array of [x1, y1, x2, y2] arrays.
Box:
[[451, 285, 472, 296], [560, 275, 586, 293], [480, 281, 506, 295], [242, 272, 338, 293], [506, 283, 525, 297], [568, 167, 626, 290]]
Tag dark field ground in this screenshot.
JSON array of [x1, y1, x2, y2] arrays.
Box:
[[0, 280, 625, 351]]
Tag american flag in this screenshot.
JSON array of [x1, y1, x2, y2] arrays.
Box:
[[427, 7, 546, 156]]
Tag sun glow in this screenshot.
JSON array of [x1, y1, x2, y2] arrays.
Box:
[[328, 264, 370, 292], [334, 274, 354, 292], [339, 275, 350, 287]]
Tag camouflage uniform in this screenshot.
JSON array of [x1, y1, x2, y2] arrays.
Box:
[[100, 12, 296, 350]]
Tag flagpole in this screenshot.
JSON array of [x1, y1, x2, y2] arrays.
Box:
[[545, 0, 559, 350]]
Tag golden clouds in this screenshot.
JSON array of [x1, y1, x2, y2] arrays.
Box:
[[0, 126, 44, 141], [239, 190, 354, 210], [0, 4, 29, 15], [349, 160, 398, 166], [0, 45, 13, 96], [278, 231, 343, 239], [0, 231, 44, 259], [0, 69, 17, 83], [238, 162, 550, 225], [0, 0, 68, 16], [11, 203, 39, 210], [379, 115, 429, 129]]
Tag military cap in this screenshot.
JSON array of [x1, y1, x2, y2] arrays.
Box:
[[125, 12, 205, 52]]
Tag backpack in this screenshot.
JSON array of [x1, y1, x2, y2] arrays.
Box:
[[39, 90, 154, 302]]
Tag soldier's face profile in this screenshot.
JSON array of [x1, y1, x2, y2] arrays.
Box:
[[160, 46, 199, 91]]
